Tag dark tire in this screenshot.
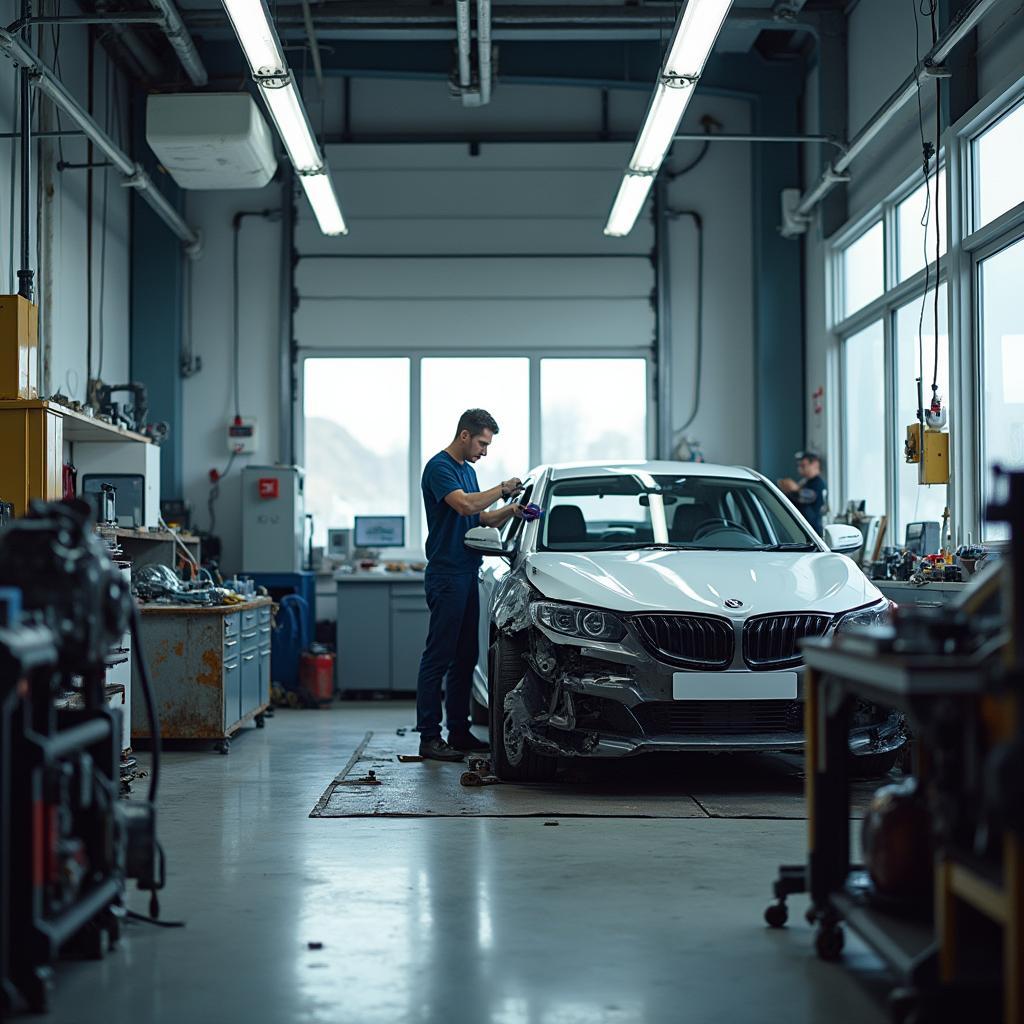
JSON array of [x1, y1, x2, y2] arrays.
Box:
[[489, 636, 557, 783], [850, 748, 901, 779], [764, 903, 788, 928], [470, 688, 489, 726], [815, 924, 845, 962]]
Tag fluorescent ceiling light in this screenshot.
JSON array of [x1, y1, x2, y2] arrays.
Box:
[[261, 81, 322, 173], [606, 0, 733, 237], [604, 174, 654, 237], [665, 0, 733, 79], [628, 81, 695, 174], [300, 171, 348, 236], [221, 0, 285, 76]]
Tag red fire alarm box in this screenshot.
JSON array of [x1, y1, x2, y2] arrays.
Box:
[[258, 477, 279, 499]]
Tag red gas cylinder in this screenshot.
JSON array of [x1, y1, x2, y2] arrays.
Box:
[[300, 648, 336, 707]]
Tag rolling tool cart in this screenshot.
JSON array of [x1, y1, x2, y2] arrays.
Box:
[[765, 469, 1024, 1024]]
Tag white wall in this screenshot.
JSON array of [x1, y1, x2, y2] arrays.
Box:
[[0, 0, 131, 402], [180, 79, 756, 573]]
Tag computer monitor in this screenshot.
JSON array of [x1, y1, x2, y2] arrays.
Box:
[[354, 516, 405, 549], [904, 521, 940, 556]]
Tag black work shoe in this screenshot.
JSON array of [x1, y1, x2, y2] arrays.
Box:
[[447, 730, 490, 753], [418, 737, 465, 762]]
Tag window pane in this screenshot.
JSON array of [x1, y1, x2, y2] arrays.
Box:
[[303, 358, 410, 547], [973, 101, 1024, 229], [841, 221, 884, 319], [541, 358, 647, 463], [895, 284, 949, 541], [843, 321, 886, 516], [897, 170, 947, 282], [980, 236, 1024, 539], [420, 358, 530, 534]]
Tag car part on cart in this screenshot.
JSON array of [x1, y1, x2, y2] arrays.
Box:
[[0, 500, 166, 1015]]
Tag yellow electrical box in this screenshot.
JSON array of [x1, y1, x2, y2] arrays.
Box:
[[0, 402, 64, 516], [0, 295, 39, 400], [920, 429, 950, 484]]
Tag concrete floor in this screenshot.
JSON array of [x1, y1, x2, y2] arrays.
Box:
[[45, 702, 890, 1024]]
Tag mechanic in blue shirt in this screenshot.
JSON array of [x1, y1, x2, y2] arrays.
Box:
[[416, 409, 525, 761], [779, 449, 828, 536]]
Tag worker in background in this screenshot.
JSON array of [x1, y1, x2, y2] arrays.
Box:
[[778, 449, 827, 536], [416, 409, 525, 762]]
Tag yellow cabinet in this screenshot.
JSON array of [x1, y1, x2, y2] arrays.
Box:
[[0, 401, 64, 515]]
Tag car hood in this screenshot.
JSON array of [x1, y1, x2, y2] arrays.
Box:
[[521, 549, 881, 618]]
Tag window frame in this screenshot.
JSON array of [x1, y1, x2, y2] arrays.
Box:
[[296, 349, 653, 551], [829, 162, 950, 539]]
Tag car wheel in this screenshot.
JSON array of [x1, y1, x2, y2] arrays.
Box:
[[470, 688, 489, 726], [489, 635, 557, 783]]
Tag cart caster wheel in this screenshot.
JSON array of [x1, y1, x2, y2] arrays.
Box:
[[255, 713, 266, 728], [764, 902, 788, 928], [24, 967, 54, 1014], [264, 706, 275, 718], [215, 739, 231, 755], [815, 923, 845, 961], [805, 905, 819, 926], [887, 987, 924, 1024]]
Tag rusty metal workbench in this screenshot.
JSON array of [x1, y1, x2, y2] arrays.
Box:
[[132, 598, 272, 754]]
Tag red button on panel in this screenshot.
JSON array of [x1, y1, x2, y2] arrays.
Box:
[[258, 478, 279, 499]]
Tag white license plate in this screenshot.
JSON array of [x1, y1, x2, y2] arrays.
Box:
[[672, 671, 798, 701]]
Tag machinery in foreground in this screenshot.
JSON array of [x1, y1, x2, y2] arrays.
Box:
[[0, 500, 165, 1014]]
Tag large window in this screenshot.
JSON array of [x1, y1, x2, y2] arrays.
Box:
[[303, 358, 411, 547], [840, 221, 885, 318], [897, 171, 947, 283], [303, 353, 650, 551], [541, 358, 647, 464], [895, 284, 949, 539], [972, 100, 1024, 229], [842, 322, 887, 516], [979, 236, 1024, 537]]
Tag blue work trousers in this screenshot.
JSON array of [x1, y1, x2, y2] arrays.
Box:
[[415, 572, 480, 739]]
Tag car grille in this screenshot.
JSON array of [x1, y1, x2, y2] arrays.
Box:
[[742, 613, 833, 670], [631, 614, 734, 670], [634, 700, 802, 736]]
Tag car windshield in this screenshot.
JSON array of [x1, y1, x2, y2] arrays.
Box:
[[538, 473, 816, 552]]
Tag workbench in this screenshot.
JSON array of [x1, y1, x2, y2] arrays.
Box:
[[132, 598, 272, 754], [335, 572, 428, 693], [766, 635, 1018, 1022], [875, 579, 971, 608]]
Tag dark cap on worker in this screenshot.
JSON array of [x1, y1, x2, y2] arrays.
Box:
[[795, 449, 822, 464]]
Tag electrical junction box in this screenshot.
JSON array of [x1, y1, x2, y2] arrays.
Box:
[[242, 466, 305, 573], [146, 93, 277, 190], [228, 418, 258, 454], [920, 430, 950, 485]]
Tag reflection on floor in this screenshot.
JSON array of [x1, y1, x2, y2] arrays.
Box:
[[46, 701, 890, 1024]]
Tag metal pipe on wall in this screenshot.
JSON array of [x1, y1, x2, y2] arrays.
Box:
[[0, 28, 202, 255], [17, 0, 32, 300], [794, 0, 1001, 221]]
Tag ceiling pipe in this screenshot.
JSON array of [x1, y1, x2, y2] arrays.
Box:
[[145, 0, 208, 86], [454, 0, 472, 90], [0, 27, 202, 256], [477, 0, 492, 104], [299, 0, 325, 89], [790, 0, 1000, 226]]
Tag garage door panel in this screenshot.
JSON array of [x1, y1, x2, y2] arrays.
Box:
[[295, 256, 653, 300], [294, 297, 655, 351]]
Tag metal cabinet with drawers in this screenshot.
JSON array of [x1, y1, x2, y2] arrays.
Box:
[[336, 575, 429, 692], [133, 598, 272, 753]]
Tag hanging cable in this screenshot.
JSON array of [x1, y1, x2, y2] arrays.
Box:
[[929, 0, 941, 399], [96, 57, 112, 379]]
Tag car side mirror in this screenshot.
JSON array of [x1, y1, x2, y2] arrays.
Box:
[[823, 524, 863, 553], [464, 526, 515, 557]]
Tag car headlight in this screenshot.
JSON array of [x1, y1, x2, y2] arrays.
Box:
[[833, 598, 894, 635], [531, 601, 626, 643]]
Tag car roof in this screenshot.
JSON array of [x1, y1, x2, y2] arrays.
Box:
[[544, 461, 761, 482]]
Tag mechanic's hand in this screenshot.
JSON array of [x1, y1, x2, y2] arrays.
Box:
[[511, 504, 526, 519], [501, 477, 524, 499], [777, 477, 799, 494]]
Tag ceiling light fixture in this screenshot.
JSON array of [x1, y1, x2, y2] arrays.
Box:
[[221, 0, 348, 235], [604, 0, 732, 237]]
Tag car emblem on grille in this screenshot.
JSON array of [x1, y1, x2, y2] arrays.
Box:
[[724, 599, 744, 609]]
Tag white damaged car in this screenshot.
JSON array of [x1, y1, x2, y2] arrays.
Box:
[[466, 461, 905, 781]]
